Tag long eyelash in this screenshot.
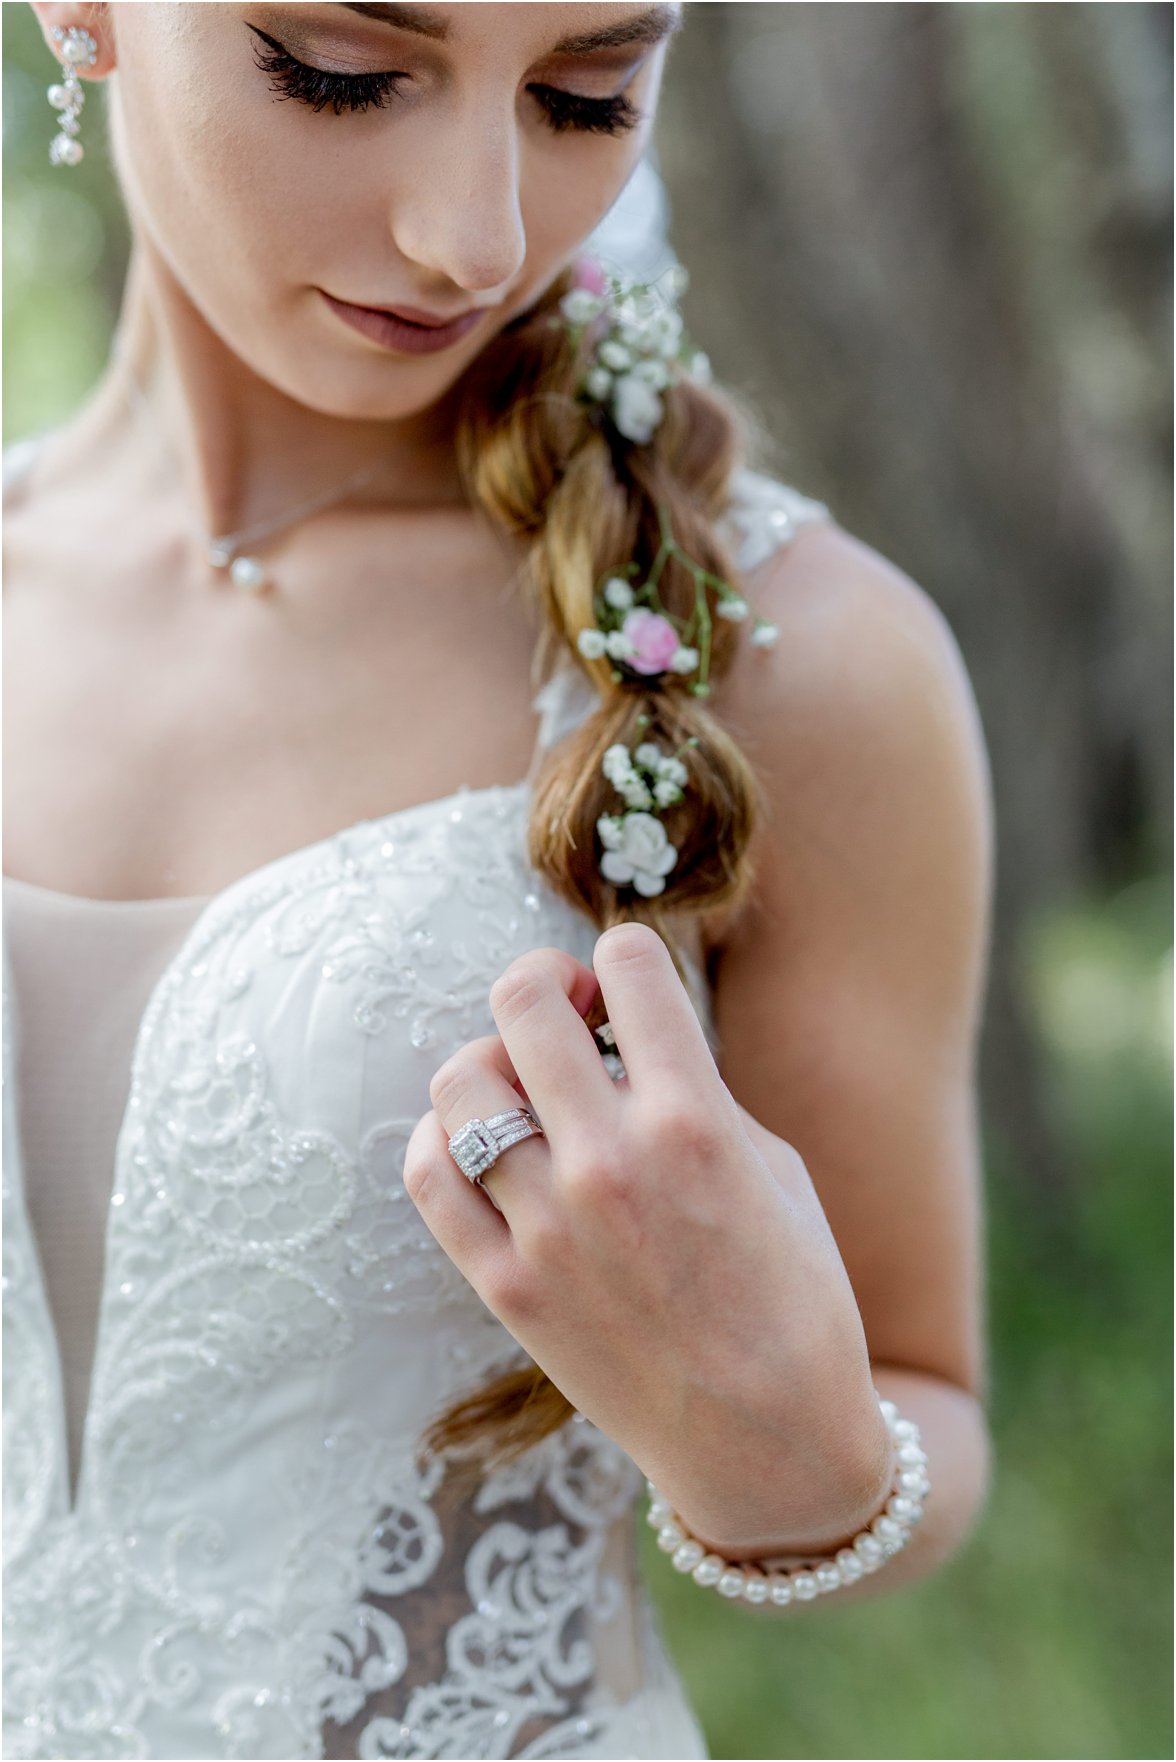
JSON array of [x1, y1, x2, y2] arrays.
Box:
[[248, 29, 407, 114], [526, 85, 642, 137], [247, 27, 642, 134]]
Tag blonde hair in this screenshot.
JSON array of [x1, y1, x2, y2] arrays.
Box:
[[417, 263, 771, 1490]]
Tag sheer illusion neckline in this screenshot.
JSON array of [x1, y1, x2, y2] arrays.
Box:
[[1, 773, 544, 1522], [3, 873, 214, 908], [0, 776, 541, 912]]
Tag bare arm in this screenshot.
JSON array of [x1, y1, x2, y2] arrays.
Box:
[[675, 518, 996, 1608]]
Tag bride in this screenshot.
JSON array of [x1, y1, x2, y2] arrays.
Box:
[[3, 5, 995, 1758]]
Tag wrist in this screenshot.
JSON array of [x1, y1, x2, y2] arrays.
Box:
[[691, 1399, 896, 1562], [659, 1376, 897, 1564], [645, 1392, 931, 1607]]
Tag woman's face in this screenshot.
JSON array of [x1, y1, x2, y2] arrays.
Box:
[[67, 1, 682, 419]]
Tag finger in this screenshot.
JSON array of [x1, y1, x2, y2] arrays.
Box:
[[427, 1033, 552, 1227], [402, 1108, 515, 1302], [592, 921, 718, 1093], [487, 945, 619, 1137]]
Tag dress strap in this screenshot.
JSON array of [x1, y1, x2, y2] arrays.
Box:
[[528, 464, 832, 760], [713, 464, 831, 571]]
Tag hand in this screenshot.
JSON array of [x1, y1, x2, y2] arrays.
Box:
[[403, 921, 891, 1554]]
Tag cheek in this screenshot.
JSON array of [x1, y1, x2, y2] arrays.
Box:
[[110, 14, 342, 322], [520, 125, 655, 267]]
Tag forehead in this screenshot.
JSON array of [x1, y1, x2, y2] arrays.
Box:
[[335, 2, 684, 54]]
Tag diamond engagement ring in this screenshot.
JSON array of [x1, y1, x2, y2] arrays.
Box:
[[447, 1106, 545, 1189]]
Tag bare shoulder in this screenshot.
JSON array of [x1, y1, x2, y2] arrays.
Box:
[[699, 514, 995, 958]]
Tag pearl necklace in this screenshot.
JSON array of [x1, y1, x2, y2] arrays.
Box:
[[121, 362, 388, 595]]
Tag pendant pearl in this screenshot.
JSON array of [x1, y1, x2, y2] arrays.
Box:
[[49, 135, 83, 166], [228, 555, 269, 594]]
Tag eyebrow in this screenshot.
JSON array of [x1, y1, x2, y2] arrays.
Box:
[[338, 3, 683, 53]]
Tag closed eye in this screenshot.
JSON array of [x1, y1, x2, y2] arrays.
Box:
[[247, 27, 643, 133]]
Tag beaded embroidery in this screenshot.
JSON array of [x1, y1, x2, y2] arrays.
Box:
[[2, 436, 829, 1759]]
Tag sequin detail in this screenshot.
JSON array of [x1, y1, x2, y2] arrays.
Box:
[[2, 435, 826, 1759]]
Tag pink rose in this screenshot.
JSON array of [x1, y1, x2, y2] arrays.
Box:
[[622, 608, 680, 675], [571, 252, 608, 296]]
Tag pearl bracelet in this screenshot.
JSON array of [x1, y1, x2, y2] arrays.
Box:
[[643, 1394, 929, 1606]]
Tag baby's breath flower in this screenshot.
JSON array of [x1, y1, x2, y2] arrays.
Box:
[[596, 737, 693, 895], [669, 646, 699, 674], [577, 627, 608, 659], [631, 357, 672, 390], [602, 745, 634, 785], [603, 576, 635, 609], [604, 628, 634, 659], [656, 756, 689, 786], [598, 339, 633, 371], [561, 262, 703, 448], [560, 287, 606, 324], [621, 778, 654, 810], [715, 596, 750, 621], [596, 813, 627, 849], [751, 621, 780, 647], [612, 376, 664, 444]]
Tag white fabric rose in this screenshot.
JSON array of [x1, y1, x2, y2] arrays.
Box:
[[598, 811, 680, 897]]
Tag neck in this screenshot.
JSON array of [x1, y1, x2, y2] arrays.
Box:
[[81, 237, 472, 540]]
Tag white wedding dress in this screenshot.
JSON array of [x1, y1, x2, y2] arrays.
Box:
[[2, 427, 830, 1761]]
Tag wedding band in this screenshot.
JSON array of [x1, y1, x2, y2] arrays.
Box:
[[447, 1106, 545, 1187]]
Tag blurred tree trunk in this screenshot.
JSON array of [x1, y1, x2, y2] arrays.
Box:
[[658, 2, 1172, 1207]]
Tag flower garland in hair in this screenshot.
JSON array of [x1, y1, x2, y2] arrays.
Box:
[[595, 719, 697, 899], [576, 501, 781, 700], [556, 255, 711, 444], [558, 255, 778, 899]]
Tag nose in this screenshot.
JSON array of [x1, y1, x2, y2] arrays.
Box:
[[391, 102, 527, 295]]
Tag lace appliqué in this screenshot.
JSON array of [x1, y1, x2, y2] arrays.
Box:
[[2, 795, 649, 1760], [2, 446, 820, 1759], [313, 1421, 643, 1760]]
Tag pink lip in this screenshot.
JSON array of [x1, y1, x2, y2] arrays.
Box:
[[320, 290, 487, 355]]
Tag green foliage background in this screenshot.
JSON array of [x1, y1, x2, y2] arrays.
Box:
[[4, 5, 1171, 1758]]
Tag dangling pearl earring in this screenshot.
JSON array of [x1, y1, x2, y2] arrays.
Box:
[[47, 24, 98, 167]]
